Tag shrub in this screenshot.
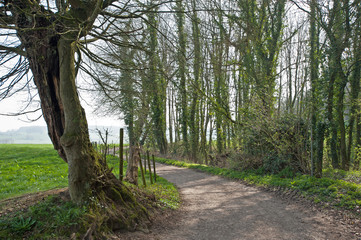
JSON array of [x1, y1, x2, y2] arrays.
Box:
[[262, 155, 288, 174], [228, 152, 263, 171]]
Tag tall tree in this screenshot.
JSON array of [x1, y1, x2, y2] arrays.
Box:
[[147, 2, 168, 154], [309, 0, 323, 177], [189, 0, 201, 161], [1, 0, 148, 230], [175, 0, 188, 155]]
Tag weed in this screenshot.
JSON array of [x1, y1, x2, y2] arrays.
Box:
[[10, 216, 36, 233]]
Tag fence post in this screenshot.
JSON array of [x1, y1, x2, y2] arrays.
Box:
[[138, 152, 147, 187], [152, 154, 156, 183], [143, 150, 147, 172], [147, 150, 153, 184], [119, 128, 124, 181]]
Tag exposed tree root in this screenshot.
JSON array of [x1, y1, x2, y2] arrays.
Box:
[[73, 162, 157, 239]]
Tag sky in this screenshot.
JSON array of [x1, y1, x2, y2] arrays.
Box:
[[0, 90, 123, 133]]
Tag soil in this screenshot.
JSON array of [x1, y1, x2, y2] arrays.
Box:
[[1, 164, 360, 239], [0, 188, 68, 217], [115, 163, 361, 240]]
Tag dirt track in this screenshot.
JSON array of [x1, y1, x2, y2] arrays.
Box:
[[117, 163, 360, 240]]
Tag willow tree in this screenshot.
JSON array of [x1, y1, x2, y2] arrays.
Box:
[[1, 0, 148, 230]]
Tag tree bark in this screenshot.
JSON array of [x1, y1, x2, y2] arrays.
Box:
[[8, 4, 150, 233]]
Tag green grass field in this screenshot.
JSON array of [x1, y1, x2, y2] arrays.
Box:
[[0, 144, 179, 239], [0, 144, 179, 209], [0, 145, 68, 200]]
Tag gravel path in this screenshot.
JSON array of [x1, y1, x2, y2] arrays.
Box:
[[117, 163, 360, 240]]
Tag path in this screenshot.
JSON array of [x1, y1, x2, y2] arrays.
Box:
[[117, 163, 360, 240]]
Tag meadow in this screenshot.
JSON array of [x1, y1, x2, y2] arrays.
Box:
[[0, 145, 68, 200], [0, 144, 178, 207], [0, 144, 179, 239]]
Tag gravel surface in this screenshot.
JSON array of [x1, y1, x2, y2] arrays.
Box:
[[117, 163, 360, 240]]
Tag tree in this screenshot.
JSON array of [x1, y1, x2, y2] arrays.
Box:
[[147, 1, 168, 154], [175, 0, 188, 155], [1, 0, 148, 231], [189, 0, 201, 161], [309, 0, 323, 177]]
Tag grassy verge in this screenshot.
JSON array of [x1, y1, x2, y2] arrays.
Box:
[[106, 155, 180, 210], [0, 145, 179, 239], [154, 157, 361, 214]]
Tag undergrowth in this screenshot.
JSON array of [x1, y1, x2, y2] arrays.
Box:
[[0, 195, 86, 239], [155, 157, 361, 215]]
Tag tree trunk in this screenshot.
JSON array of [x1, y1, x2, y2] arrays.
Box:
[[22, 32, 66, 162], [9, 2, 151, 234], [58, 38, 96, 202], [125, 145, 140, 186], [176, 0, 189, 155]]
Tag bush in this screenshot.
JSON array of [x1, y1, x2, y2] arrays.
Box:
[[262, 155, 288, 174], [242, 114, 309, 174], [228, 152, 263, 171]]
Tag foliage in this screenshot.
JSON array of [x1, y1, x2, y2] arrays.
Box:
[[0, 195, 87, 239], [241, 115, 309, 174], [155, 157, 361, 213], [228, 152, 262, 171]]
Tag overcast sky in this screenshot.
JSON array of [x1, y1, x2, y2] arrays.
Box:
[[0, 91, 123, 132]]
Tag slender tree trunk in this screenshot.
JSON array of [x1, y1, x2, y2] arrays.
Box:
[[125, 145, 139, 185], [148, 7, 167, 154], [189, 0, 201, 161], [327, 62, 339, 169], [310, 0, 321, 177], [175, 0, 188, 155], [58, 38, 97, 202], [348, 9, 361, 166]]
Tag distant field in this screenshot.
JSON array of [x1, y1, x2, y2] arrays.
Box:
[[0, 144, 68, 200]]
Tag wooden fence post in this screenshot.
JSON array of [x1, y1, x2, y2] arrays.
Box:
[[138, 152, 147, 187], [147, 151, 153, 184], [144, 151, 147, 172], [119, 128, 124, 181], [152, 154, 156, 183]]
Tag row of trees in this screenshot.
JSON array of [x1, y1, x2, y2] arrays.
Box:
[[1, 0, 360, 217], [90, 0, 361, 177], [0, 0, 360, 234]]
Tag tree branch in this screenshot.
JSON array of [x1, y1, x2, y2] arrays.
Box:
[[0, 44, 27, 56]]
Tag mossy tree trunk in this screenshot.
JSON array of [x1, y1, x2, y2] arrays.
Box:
[[9, 2, 149, 230]]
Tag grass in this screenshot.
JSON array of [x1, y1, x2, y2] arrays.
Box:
[[0, 144, 68, 200], [154, 157, 361, 214], [106, 155, 180, 210], [0, 195, 86, 239], [0, 144, 179, 239]]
